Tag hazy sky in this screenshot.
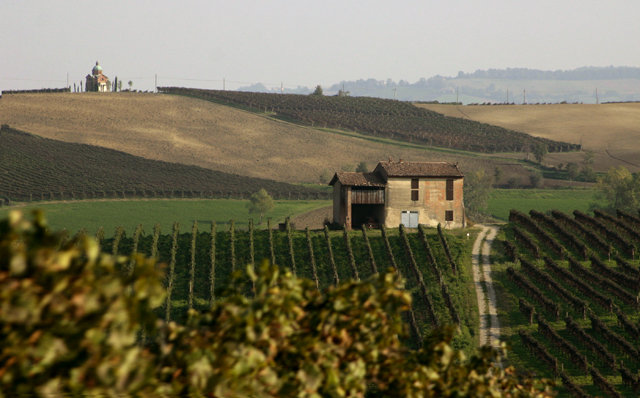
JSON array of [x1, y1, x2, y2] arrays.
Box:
[[2, 1, 639, 92]]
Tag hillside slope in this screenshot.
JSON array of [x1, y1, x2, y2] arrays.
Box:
[[0, 92, 536, 184], [418, 103, 640, 172], [160, 87, 577, 153], [0, 125, 322, 202]]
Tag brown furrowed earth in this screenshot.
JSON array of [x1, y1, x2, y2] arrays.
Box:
[[418, 103, 640, 173], [0, 92, 543, 185]]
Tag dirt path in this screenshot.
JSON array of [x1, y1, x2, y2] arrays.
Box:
[[472, 225, 501, 348]]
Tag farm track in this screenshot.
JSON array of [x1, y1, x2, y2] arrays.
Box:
[[472, 225, 501, 348]]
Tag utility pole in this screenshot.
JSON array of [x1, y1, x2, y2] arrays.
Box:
[[523, 89, 526, 104], [155, 74, 157, 93], [281, 82, 283, 94], [507, 89, 509, 103], [596, 88, 599, 104], [393, 88, 397, 100], [456, 89, 459, 104], [67, 73, 69, 89]]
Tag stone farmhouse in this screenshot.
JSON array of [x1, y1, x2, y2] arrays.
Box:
[[85, 62, 110, 92], [329, 160, 465, 230]]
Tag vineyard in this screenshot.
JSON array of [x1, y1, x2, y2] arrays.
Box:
[[97, 220, 478, 352], [158, 87, 580, 154], [496, 208, 640, 397], [0, 125, 324, 203]]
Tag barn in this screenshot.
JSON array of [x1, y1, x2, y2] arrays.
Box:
[[329, 160, 465, 230]]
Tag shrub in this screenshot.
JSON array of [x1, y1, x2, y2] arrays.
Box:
[[529, 171, 544, 188], [0, 211, 556, 397], [507, 176, 522, 189], [0, 210, 164, 395]]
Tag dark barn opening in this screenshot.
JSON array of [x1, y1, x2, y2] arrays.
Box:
[[350, 187, 385, 229], [351, 204, 385, 229]]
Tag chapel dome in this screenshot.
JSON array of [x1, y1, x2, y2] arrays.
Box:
[[92, 62, 102, 75]]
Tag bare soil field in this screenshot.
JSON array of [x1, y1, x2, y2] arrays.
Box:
[[290, 205, 332, 230], [418, 103, 640, 172], [0, 93, 535, 183]]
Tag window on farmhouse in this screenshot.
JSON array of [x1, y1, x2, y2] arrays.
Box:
[[411, 178, 419, 201], [445, 210, 454, 221], [446, 179, 454, 201]]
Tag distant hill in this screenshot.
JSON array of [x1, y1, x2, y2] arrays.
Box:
[[323, 67, 640, 104], [454, 66, 640, 80], [0, 125, 324, 203]]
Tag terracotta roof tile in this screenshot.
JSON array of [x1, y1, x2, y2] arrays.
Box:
[[376, 161, 463, 178], [329, 172, 386, 187]]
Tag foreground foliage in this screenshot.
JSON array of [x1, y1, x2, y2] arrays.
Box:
[[0, 211, 555, 397]]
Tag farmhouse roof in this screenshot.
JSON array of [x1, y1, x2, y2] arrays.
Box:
[[329, 172, 386, 187], [375, 161, 464, 178]]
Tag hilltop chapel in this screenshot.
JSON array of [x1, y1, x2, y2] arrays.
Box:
[[330, 159, 465, 230], [85, 62, 110, 92]]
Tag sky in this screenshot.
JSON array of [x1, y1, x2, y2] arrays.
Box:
[[2, 0, 640, 92]]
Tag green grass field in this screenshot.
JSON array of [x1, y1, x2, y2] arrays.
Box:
[[486, 189, 600, 221], [0, 199, 331, 235], [0, 188, 603, 233]]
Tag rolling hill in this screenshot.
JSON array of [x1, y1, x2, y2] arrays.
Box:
[[418, 103, 640, 173], [158, 87, 578, 154], [0, 125, 323, 203], [0, 92, 541, 186]]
